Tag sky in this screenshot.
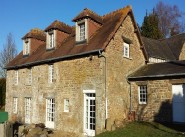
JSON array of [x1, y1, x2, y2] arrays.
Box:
[[0, 0, 184, 53]]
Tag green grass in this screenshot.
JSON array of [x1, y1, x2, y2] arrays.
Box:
[[96, 122, 185, 137]]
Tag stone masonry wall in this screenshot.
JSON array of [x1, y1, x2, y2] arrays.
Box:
[[104, 14, 146, 124], [131, 79, 173, 122], [6, 56, 106, 136]]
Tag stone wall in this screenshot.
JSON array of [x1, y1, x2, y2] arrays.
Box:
[[6, 56, 106, 136], [104, 14, 145, 124], [131, 79, 173, 122]]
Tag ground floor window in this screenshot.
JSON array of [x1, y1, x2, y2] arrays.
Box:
[[138, 85, 147, 104], [25, 97, 32, 123], [46, 98, 55, 128], [13, 97, 18, 114], [83, 90, 96, 136]]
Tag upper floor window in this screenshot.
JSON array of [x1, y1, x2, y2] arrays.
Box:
[[138, 85, 147, 104], [15, 70, 18, 85], [79, 23, 85, 41], [48, 64, 54, 83], [47, 30, 55, 49], [23, 39, 30, 55], [76, 19, 87, 42], [123, 42, 130, 58], [64, 99, 69, 112], [28, 68, 32, 85]]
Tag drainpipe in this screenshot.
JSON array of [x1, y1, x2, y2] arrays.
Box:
[[127, 78, 132, 112], [98, 50, 108, 128]]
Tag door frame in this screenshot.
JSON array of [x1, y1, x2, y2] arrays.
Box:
[[83, 90, 96, 136]]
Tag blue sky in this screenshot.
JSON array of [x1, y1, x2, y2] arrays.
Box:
[[0, 0, 184, 52]]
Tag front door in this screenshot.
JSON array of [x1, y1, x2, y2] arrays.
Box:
[[84, 91, 96, 136], [25, 97, 31, 124], [172, 84, 185, 122]]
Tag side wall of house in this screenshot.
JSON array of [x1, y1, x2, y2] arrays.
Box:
[[179, 43, 185, 60], [105, 14, 146, 124], [131, 79, 173, 122], [5, 56, 106, 135]]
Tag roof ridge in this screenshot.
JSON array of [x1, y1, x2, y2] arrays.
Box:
[[53, 20, 72, 29], [102, 5, 132, 18], [83, 8, 102, 19]]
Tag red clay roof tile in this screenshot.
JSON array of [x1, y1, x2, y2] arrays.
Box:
[[22, 28, 46, 41]]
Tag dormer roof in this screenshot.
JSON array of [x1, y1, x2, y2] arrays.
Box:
[[45, 20, 73, 34], [22, 28, 46, 41], [72, 8, 103, 24]]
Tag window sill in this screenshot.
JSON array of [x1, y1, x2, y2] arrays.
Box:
[[123, 56, 132, 60], [46, 47, 55, 51], [75, 39, 87, 45]]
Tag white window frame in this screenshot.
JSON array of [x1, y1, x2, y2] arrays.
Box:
[[64, 99, 69, 112], [48, 64, 54, 83], [46, 98, 55, 129], [47, 30, 55, 49], [15, 70, 18, 85], [13, 97, 18, 114], [75, 19, 88, 42], [25, 97, 32, 124], [83, 90, 96, 136], [138, 85, 147, 104], [23, 39, 30, 55], [28, 68, 32, 85], [123, 42, 130, 58]]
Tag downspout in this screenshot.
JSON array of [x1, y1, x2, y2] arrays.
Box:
[[127, 78, 132, 112], [99, 50, 108, 129]]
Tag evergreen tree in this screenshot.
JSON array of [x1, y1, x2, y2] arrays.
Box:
[[141, 13, 163, 39]]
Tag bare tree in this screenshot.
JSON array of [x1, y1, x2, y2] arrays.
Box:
[[154, 1, 184, 37], [0, 33, 17, 77]]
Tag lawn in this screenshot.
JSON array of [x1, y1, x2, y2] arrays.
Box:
[[96, 122, 185, 137]]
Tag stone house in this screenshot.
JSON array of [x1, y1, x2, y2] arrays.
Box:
[[5, 6, 147, 136], [128, 33, 185, 123]]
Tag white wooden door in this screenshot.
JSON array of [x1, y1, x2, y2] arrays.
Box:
[[172, 84, 185, 122], [84, 92, 96, 136], [46, 98, 55, 128], [25, 97, 31, 124]]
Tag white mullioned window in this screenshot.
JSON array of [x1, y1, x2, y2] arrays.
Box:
[[48, 64, 54, 83], [138, 85, 147, 104], [25, 97, 32, 124], [79, 23, 85, 41], [13, 97, 18, 114], [47, 30, 55, 49], [28, 68, 32, 85], [15, 70, 18, 85], [64, 99, 69, 112], [123, 42, 130, 58], [46, 98, 55, 128], [23, 39, 30, 55]]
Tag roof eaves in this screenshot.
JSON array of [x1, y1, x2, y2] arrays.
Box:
[[6, 49, 103, 70]]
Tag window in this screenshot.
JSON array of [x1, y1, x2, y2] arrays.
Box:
[[46, 98, 55, 128], [47, 31, 55, 49], [79, 23, 85, 41], [64, 99, 69, 112], [138, 85, 147, 104], [123, 42, 130, 58], [48, 64, 54, 83], [25, 97, 32, 123], [15, 70, 18, 85], [23, 39, 30, 55], [13, 97, 18, 114], [28, 68, 32, 85]]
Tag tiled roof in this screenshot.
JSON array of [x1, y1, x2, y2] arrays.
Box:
[[22, 28, 46, 41], [6, 6, 141, 69], [142, 37, 176, 60], [128, 60, 185, 80], [160, 33, 185, 59], [72, 8, 103, 24], [45, 20, 73, 34]]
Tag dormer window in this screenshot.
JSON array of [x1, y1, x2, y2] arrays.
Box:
[[47, 30, 55, 49], [75, 19, 88, 43], [23, 39, 30, 55], [79, 23, 85, 41]]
